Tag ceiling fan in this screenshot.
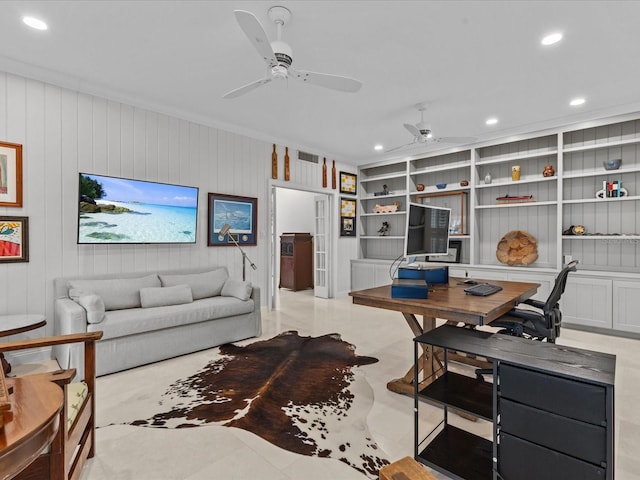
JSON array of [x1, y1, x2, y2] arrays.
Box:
[[223, 6, 363, 99], [386, 104, 476, 153]]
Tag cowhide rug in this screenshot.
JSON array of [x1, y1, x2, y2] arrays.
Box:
[[107, 330, 389, 478]]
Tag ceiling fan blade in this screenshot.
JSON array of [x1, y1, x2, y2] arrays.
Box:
[[223, 77, 272, 99], [385, 141, 418, 153], [234, 10, 278, 67], [432, 136, 478, 144], [290, 68, 362, 93], [404, 123, 421, 138]]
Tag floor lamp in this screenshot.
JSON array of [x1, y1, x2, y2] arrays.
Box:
[[218, 224, 257, 281]]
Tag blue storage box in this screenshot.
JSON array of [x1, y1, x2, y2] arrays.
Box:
[[391, 279, 429, 299], [398, 265, 449, 284]]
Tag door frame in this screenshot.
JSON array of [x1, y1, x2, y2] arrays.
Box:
[[268, 180, 337, 309]]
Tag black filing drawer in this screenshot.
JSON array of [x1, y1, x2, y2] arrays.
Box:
[[499, 398, 606, 465], [499, 363, 606, 425], [498, 433, 606, 480]]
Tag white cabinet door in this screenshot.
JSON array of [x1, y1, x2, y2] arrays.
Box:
[[561, 277, 612, 329], [613, 280, 640, 334]]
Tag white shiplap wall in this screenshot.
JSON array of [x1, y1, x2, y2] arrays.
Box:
[[0, 72, 355, 337]]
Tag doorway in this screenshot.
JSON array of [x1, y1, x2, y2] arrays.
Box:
[[269, 184, 333, 309]]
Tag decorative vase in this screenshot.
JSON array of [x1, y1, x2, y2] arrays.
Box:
[[284, 147, 290, 181], [542, 165, 555, 177], [460, 180, 469, 187], [272, 144, 278, 179], [322, 157, 327, 188], [416, 183, 425, 191], [511, 165, 521, 181], [332, 160, 337, 189], [484, 173, 492, 184]]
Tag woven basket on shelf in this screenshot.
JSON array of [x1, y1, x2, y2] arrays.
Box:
[[496, 230, 538, 266]]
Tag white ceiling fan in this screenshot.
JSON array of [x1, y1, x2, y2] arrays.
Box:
[[223, 6, 363, 99], [386, 103, 476, 153]]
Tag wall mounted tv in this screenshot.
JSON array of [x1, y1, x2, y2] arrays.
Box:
[[404, 202, 451, 259], [78, 173, 198, 244]]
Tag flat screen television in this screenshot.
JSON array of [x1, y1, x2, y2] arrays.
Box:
[[77, 173, 198, 244], [404, 202, 451, 259]]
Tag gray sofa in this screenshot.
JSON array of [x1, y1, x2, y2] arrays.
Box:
[[53, 266, 261, 377]]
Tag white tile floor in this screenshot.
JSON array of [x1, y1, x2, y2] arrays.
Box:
[[76, 289, 640, 479]]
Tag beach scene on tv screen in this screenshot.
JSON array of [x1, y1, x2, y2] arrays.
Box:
[[78, 173, 198, 243]]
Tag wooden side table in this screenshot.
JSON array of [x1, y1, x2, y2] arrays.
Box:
[[0, 315, 46, 375]]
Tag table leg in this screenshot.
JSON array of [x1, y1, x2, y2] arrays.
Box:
[[386, 313, 441, 397]]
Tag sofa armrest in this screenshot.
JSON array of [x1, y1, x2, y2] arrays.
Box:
[[54, 299, 90, 372], [250, 285, 261, 306]]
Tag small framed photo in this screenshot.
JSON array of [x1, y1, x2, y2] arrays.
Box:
[[339, 171, 357, 195], [427, 240, 462, 263], [0, 216, 29, 263], [208, 193, 257, 246], [340, 197, 357, 237], [0, 141, 23, 207]]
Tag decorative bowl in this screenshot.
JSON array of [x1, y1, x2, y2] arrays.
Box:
[[603, 159, 622, 170], [435, 183, 447, 189]]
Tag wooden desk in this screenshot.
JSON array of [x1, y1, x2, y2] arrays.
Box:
[[0, 377, 63, 480], [349, 278, 539, 396]]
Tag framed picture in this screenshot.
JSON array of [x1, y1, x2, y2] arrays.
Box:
[[340, 197, 357, 236], [0, 142, 23, 207], [427, 240, 462, 263], [208, 193, 257, 246], [339, 171, 357, 195], [0, 216, 29, 263]]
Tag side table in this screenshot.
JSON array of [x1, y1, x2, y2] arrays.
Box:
[[0, 314, 46, 375]]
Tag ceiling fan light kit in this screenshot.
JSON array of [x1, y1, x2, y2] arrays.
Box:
[[223, 6, 362, 99]]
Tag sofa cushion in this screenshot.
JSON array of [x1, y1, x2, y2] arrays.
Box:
[[69, 290, 106, 324], [140, 284, 193, 308], [222, 279, 252, 301], [68, 274, 160, 310], [88, 296, 254, 340], [159, 269, 228, 300]]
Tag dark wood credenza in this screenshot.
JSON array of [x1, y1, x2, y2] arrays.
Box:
[[279, 233, 313, 291]]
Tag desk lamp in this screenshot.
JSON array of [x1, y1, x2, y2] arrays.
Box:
[[218, 224, 257, 281]]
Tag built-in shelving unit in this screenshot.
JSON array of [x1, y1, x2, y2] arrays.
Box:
[[352, 112, 640, 336]]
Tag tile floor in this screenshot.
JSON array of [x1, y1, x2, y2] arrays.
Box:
[[75, 289, 639, 479]]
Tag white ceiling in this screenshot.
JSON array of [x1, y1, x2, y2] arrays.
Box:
[[2, 1, 640, 165]]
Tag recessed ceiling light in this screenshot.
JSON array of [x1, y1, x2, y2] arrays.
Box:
[[374, 144, 383, 151], [570, 97, 585, 106], [541, 32, 562, 46], [485, 118, 498, 126], [22, 16, 48, 30]]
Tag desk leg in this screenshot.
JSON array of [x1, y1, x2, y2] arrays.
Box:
[[387, 313, 440, 397]]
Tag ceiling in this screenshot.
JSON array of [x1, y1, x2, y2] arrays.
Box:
[[2, 1, 640, 165]]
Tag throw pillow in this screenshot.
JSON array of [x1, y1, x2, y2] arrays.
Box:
[[68, 274, 161, 310], [140, 284, 193, 308], [159, 268, 228, 300], [221, 279, 252, 301], [69, 289, 106, 324]]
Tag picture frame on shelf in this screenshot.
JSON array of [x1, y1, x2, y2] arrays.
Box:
[[0, 216, 29, 263], [339, 171, 357, 195], [207, 193, 257, 246], [340, 197, 356, 236], [0, 141, 23, 207], [427, 240, 461, 263]]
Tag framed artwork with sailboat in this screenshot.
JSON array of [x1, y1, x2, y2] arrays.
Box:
[[207, 193, 258, 246]]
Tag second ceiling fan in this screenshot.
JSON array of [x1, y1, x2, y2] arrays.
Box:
[[386, 104, 476, 153], [223, 6, 363, 99]]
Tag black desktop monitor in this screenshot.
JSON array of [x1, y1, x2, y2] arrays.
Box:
[[404, 203, 451, 260]]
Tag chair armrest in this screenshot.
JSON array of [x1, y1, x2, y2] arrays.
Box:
[[23, 368, 77, 386], [522, 298, 545, 309], [0, 332, 103, 353]]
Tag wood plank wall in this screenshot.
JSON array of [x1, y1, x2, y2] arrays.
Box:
[[0, 72, 352, 337]]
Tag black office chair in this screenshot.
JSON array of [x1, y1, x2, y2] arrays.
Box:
[[489, 260, 578, 343]]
